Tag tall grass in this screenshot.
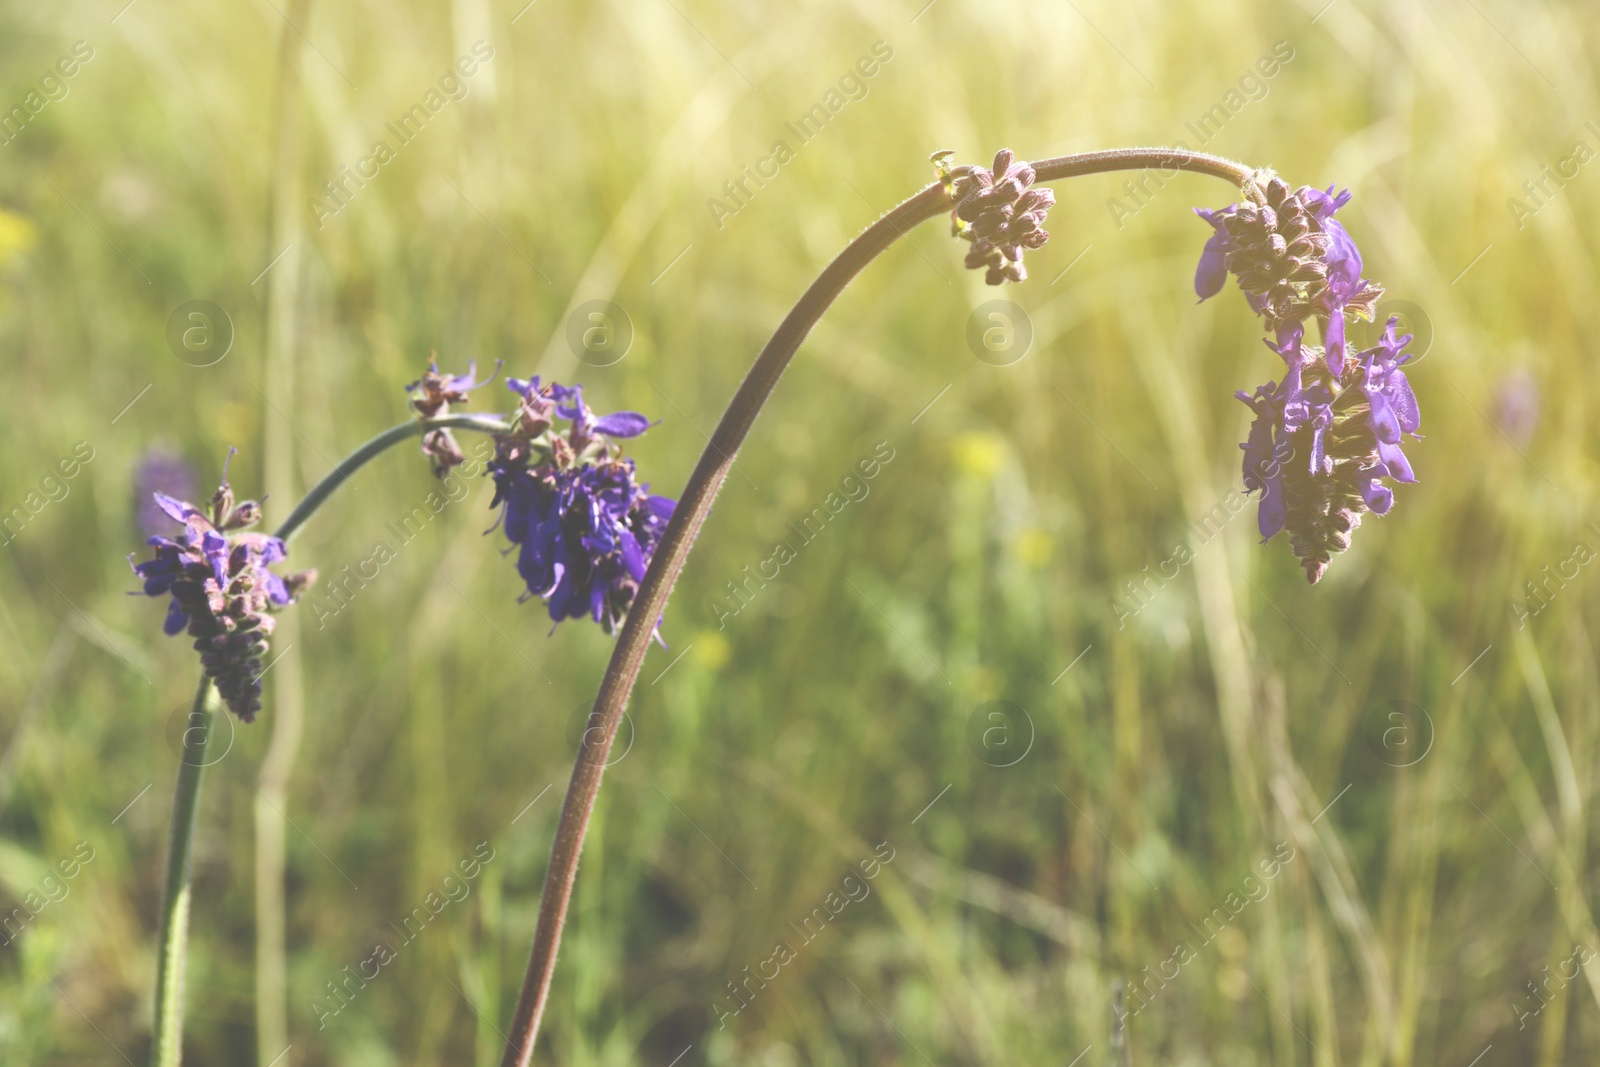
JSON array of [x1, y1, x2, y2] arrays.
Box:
[[0, 0, 1597, 1063]]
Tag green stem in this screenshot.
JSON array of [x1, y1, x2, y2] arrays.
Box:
[[150, 411, 510, 1059], [272, 413, 511, 543], [151, 675, 218, 1067], [255, 3, 310, 1049]]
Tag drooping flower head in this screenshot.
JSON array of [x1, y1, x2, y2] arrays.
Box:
[[481, 375, 675, 635], [1198, 172, 1420, 582], [406, 358, 498, 476], [129, 451, 315, 720], [937, 148, 1056, 285]]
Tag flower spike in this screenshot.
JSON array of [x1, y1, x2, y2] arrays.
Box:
[[130, 454, 315, 720], [1197, 173, 1419, 583]]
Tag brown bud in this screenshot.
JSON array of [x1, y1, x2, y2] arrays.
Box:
[[210, 483, 235, 527]]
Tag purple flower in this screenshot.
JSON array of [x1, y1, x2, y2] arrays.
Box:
[[546, 381, 652, 449], [130, 452, 315, 720], [487, 377, 674, 634], [1235, 381, 1288, 539], [1359, 317, 1420, 483], [1194, 207, 1234, 300], [1298, 184, 1351, 224], [1231, 315, 1421, 582], [1255, 328, 1339, 483], [1297, 188, 1386, 370]]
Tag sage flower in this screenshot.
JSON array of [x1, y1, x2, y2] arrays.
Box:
[[486, 376, 675, 633], [130, 453, 315, 720], [1201, 173, 1419, 582]]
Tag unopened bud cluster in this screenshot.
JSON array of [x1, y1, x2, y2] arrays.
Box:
[[938, 148, 1056, 284]]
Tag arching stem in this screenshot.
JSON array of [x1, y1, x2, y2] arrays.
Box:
[[273, 413, 511, 543], [499, 147, 1254, 1066]]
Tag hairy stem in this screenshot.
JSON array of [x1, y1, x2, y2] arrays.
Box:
[[499, 146, 1254, 1065], [151, 675, 218, 1067], [272, 413, 510, 544]]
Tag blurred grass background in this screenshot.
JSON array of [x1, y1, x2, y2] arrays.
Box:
[[2, 0, 1598, 1063]]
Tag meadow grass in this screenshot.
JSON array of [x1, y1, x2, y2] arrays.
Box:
[[0, 0, 1597, 1063]]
